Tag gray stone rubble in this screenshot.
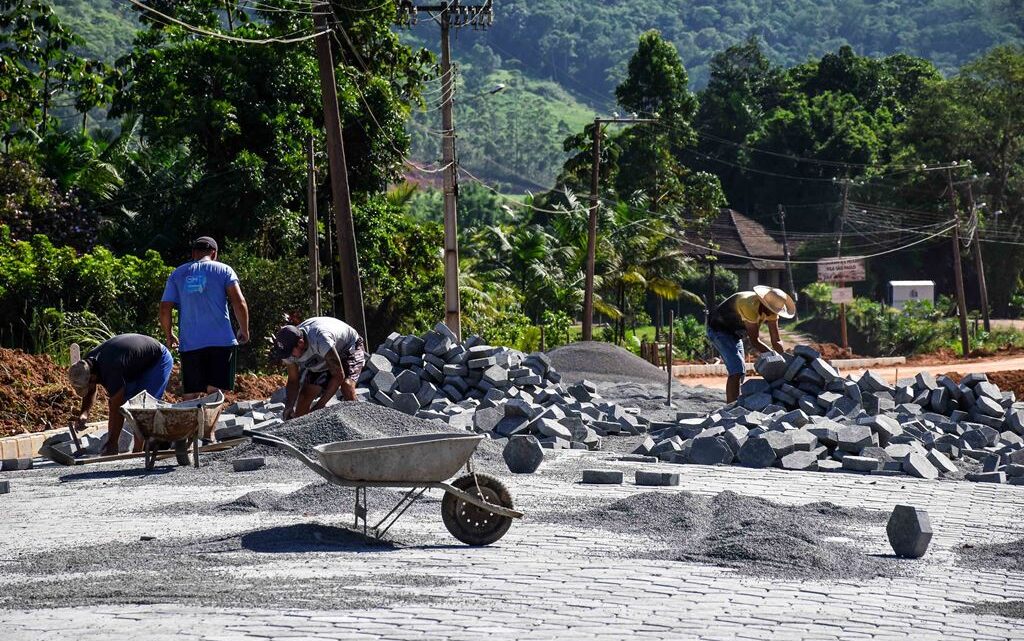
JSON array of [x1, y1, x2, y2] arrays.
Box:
[[632, 345, 1024, 484]]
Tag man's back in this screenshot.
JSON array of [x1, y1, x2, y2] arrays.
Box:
[[291, 317, 359, 371], [162, 259, 239, 351]]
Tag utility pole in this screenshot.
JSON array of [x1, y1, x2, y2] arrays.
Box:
[[313, 2, 366, 339], [836, 179, 852, 351], [306, 135, 321, 318], [965, 181, 990, 331], [946, 167, 971, 356], [777, 204, 797, 303], [582, 115, 655, 341], [397, 1, 493, 342]]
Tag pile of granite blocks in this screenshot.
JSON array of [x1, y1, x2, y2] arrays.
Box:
[[213, 400, 286, 441], [354, 323, 646, 451], [633, 345, 1024, 484]]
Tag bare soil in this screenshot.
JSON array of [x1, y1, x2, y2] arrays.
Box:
[[942, 370, 1024, 398], [0, 347, 284, 437]]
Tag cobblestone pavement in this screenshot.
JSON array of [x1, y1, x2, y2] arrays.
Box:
[[2, 448, 1023, 640]]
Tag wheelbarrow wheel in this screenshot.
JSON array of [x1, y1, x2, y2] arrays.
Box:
[[174, 440, 191, 467], [441, 473, 514, 546]]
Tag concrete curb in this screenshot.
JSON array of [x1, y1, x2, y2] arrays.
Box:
[[673, 357, 907, 378], [0, 422, 105, 460]]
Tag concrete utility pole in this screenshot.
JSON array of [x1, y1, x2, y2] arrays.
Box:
[[306, 135, 321, 318], [582, 115, 655, 341], [835, 179, 852, 351], [397, 0, 493, 342], [946, 168, 971, 356], [776, 204, 797, 303], [313, 2, 366, 339], [965, 181, 991, 331]]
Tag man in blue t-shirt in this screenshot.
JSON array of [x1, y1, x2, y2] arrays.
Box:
[[160, 236, 250, 399]]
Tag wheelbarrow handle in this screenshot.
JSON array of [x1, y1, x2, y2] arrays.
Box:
[[242, 428, 337, 484]]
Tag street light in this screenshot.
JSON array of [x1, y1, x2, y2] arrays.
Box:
[[459, 83, 507, 102]]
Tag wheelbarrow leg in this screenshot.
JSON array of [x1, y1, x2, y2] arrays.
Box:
[[192, 436, 200, 468], [353, 486, 368, 535], [144, 438, 156, 471]]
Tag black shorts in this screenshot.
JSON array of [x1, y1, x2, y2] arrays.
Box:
[[180, 346, 237, 393], [300, 338, 365, 387]]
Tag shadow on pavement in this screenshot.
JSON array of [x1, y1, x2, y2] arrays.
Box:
[[60, 466, 175, 482], [240, 523, 398, 553]]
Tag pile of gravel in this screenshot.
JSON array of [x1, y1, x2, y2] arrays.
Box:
[[548, 490, 896, 580], [547, 342, 669, 384], [957, 537, 1024, 572], [220, 482, 429, 514]]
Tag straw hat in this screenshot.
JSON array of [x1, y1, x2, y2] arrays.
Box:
[[753, 285, 797, 319]]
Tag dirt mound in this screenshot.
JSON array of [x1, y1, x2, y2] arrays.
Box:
[[547, 342, 668, 384], [0, 348, 108, 437], [547, 490, 896, 580], [811, 342, 859, 359]]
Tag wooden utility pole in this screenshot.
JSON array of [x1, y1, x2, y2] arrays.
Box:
[[965, 182, 990, 331], [946, 168, 971, 356], [777, 204, 797, 303], [313, 3, 366, 339], [582, 115, 655, 341], [397, 1, 493, 342], [306, 135, 321, 318]]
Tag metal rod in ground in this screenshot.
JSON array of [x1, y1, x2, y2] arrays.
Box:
[[306, 134, 320, 317], [666, 310, 674, 406]]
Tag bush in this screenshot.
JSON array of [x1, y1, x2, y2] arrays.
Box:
[[672, 314, 707, 359], [0, 226, 170, 354]]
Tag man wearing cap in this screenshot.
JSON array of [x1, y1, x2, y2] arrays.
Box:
[[68, 333, 174, 456], [270, 317, 366, 419], [160, 236, 250, 400], [707, 286, 796, 403]]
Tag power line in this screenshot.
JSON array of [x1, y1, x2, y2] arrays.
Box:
[[126, 0, 327, 44]]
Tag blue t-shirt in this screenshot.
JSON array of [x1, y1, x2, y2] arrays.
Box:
[[161, 259, 240, 352]]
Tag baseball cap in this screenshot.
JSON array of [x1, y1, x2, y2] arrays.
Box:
[[270, 325, 303, 361], [191, 236, 218, 251]]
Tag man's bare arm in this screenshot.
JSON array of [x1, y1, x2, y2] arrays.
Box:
[[766, 319, 784, 353], [313, 347, 346, 409], [745, 322, 773, 354], [226, 284, 250, 344], [283, 363, 301, 419], [159, 301, 177, 349]]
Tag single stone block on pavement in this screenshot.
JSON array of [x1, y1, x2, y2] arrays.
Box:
[[779, 450, 819, 471], [635, 470, 680, 486], [232, 457, 265, 472], [581, 469, 623, 484], [966, 471, 1006, 483], [503, 435, 544, 474], [887, 505, 933, 558], [688, 436, 734, 465], [754, 351, 787, 381]]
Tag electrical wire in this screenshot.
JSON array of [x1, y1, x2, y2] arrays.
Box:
[[126, 0, 327, 44]]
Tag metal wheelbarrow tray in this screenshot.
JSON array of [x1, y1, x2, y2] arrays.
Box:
[[121, 391, 226, 469], [244, 429, 523, 546]]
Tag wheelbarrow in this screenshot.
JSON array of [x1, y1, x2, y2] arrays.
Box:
[[243, 429, 523, 546], [121, 391, 226, 469]]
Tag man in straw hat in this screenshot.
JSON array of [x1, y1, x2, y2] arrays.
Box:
[[68, 333, 174, 456], [707, 286, 796, 403]]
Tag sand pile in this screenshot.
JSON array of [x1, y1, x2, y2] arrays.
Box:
[[547, 342, 668, 384], [550, 490, 896, 580]]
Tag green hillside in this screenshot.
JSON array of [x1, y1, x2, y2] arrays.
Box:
[[51, 0, 1024, 187]]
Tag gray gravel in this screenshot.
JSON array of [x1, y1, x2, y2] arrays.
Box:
[[547, 342, 670, 384], [542, 490, 900, 580], [0, 524, 451, 611], [957, 600, 1024, 619], [956, 538, 1024, 573], [218, 482, 437, 516]]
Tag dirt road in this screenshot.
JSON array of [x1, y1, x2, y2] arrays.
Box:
[[679, 354, 1024, 390]]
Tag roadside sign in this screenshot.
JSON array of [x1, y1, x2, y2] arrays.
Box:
[[830, 287, 854, 304], [817, 257, 866, 282]]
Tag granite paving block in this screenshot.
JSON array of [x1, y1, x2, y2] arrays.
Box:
[[581, 469, 623, 484]]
